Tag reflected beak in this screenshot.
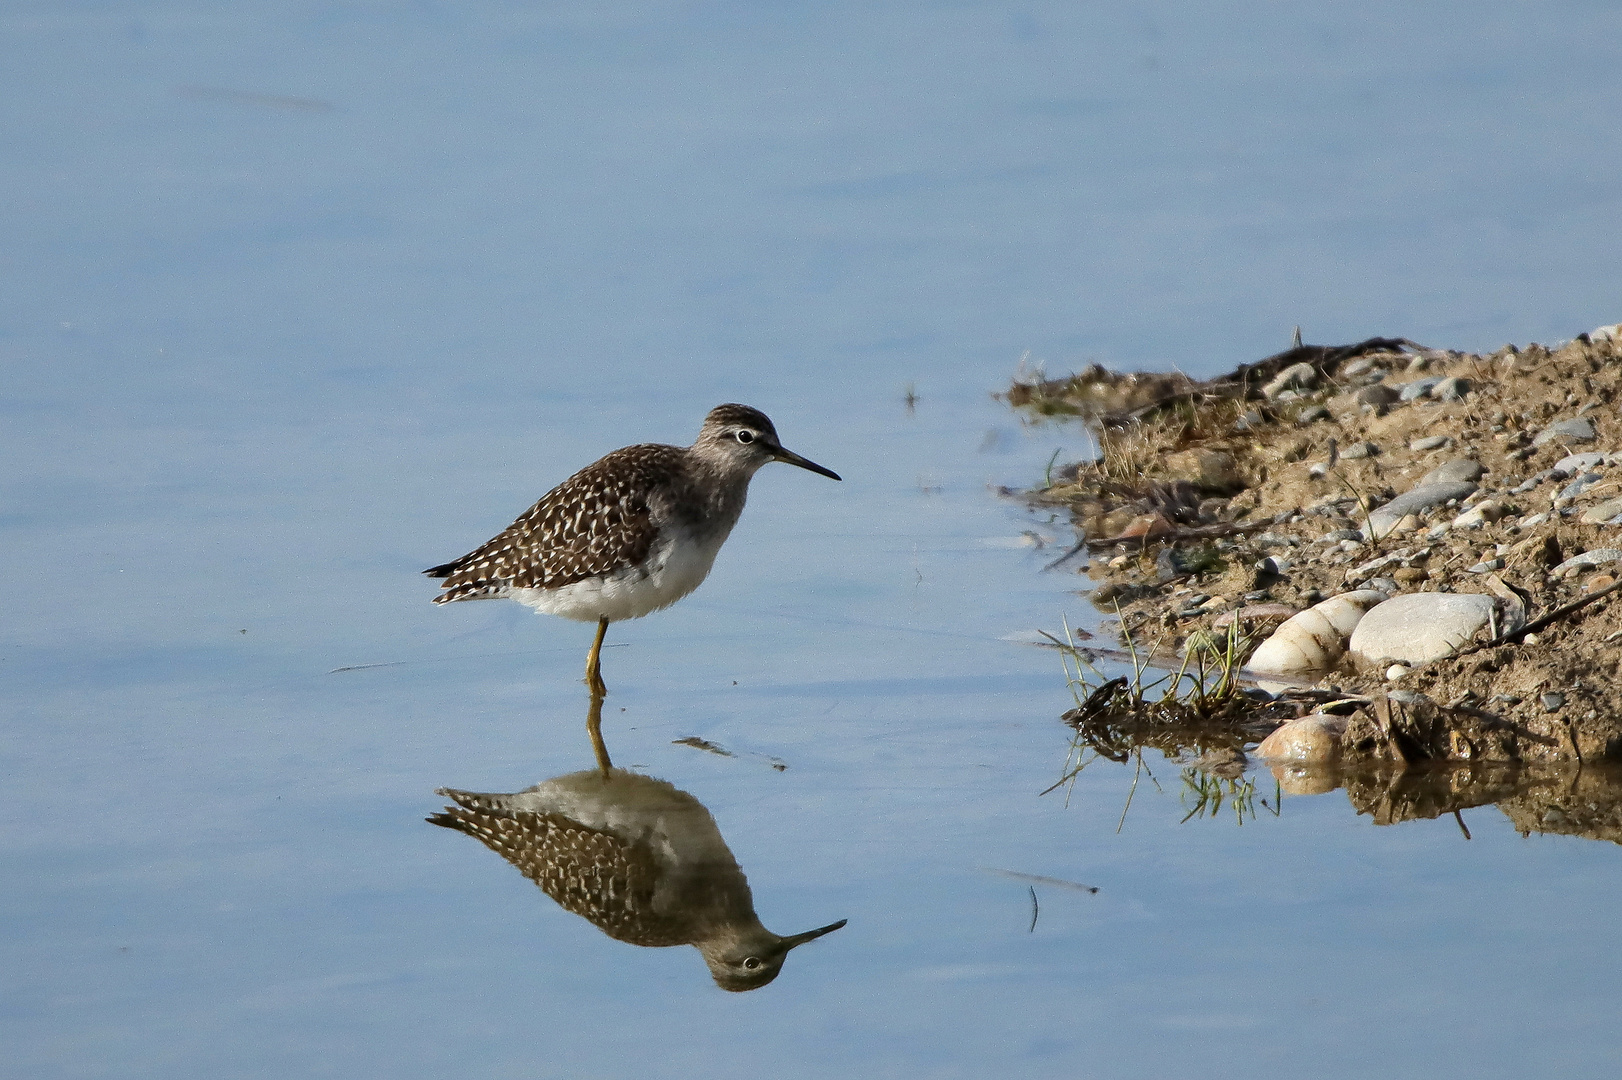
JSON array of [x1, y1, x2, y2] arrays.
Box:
[[781, 918, 848, 950], [772, 446, 842, 481]]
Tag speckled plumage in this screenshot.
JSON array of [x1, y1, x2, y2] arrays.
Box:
[[428, 770, 846, 990], [425, 406, 840, 692]]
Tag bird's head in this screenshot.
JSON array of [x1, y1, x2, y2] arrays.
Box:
[[694, 404, 841, 481], [698, 918, 848, 992]]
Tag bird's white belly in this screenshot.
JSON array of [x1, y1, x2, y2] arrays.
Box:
[[510, 526, 726, 623]]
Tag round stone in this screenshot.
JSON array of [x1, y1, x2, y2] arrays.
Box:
[[1255, 713, 1347, 763], [1348, 592, 1497, 666]]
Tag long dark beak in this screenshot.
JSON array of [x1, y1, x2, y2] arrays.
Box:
[[780, 918, 847, 950], [773, 446, 841, 481]]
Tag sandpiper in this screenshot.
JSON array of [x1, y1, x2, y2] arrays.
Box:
[[425, 404, 840, 694], [430, 769, 846, 990]]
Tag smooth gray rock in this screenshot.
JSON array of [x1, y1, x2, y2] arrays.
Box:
[[1552, 548, 1622, 575], [1559, 472, 1604, 500], [1533, 417, 1598, 446], [1340, 440, 1378, 460], [1340, 358, 1380, 378], [1431, 376, 1471, 401], [1398, 377, 1444, 402], [1420, 459, 1485, 486], [1410, 435, 1452, 452], [1355, 384, 1400, 408], [1580, 498, 1622, 525], [1366, 481, 1479, 539], [1554, 451, 1606, 474], [1296, 405, 1331, 425], [1348, 593, 1497, 665]]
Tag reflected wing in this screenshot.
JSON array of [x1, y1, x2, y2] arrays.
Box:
[[429, 790, 690, 947]]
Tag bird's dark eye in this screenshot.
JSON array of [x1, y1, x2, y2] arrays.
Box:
[[742, 956, 762, 970], [735, 430, 756, 444]]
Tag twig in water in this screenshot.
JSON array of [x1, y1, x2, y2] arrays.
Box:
[[1452, 809, 1472, 840], [1028, 886, 1039, 933]]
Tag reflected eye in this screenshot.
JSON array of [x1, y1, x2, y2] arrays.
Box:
[[735, 430, 756, 444], [742, 956, 762, 970]]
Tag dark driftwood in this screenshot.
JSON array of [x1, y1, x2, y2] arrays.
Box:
[[1097, 336, 1424, 429]]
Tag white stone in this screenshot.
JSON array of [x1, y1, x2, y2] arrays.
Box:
[[1247, 590, 1389, 673], [1348, 593, 1497, 666], [1255, 713, 1347, 764]]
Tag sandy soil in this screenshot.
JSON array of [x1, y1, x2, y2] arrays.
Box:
[[1013, 326, 1622, 771]]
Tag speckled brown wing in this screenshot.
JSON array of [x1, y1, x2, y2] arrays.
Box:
[[425, 444, 686, 603], [429, 792, 691, 947]]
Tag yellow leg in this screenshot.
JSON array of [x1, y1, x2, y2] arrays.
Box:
[[584, 617, 610, 697], [586, 690, 612, 776]]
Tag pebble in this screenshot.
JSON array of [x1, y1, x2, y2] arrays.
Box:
[[1254, 713, 1347, 763], [1233, 409, 1265, 432], [1263, 362, 1319, 400], [1452, 500, 1504, 529], [1340, 440, 1378, 460], [1385, 664, 1411, 680], [1355, 384, 1400, 408], [1212, 603, 1298, 629], [1393, 566, 1427, 584], [1398, 377, 1443, 402], [1558, 472, 1604, 500], [1541, 692, 1566, 712], [1420, 459, 1485, 486], [1340, 358, 1380, 378], [1579, 497, 1622, 525], [1554, 451, 1606, 474], [1366, 481, 1479, 539], [1348, 592, 1497, 665], [1584, 574, 1616, 593], [1394, 513, 1421, 534], [1410, 435, 1453, 452], [1248, 590, 1389, 673], [1465, 558, 1505, 573], [1296, 405, 1331, 425], [1364, 576, 1400, 594], [1431, 376, 1471, 401], [1320, 528, 1363, 543], [1551, 548, 1622, 577], [1533, 417, 1598, 446]]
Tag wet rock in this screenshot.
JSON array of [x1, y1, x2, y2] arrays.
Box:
[[1398, 377, 1443, 402], [1263, 362, 1319, 400], [1579, 497, 1622, 525], [1247, 590, 1388, 673], [1533, 417, 1598, 446], [1347, 592, 1497, 666], [1420, 459, 1485, 486], [1366, 481, 1479, 539], [1431, 376, 1471, 401], [1410, 435, 1453, 452], [1255, 713, 1347, 763], [1155, 547, 1191, 583]]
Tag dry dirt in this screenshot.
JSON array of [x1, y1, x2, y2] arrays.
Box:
[[1011, 326, 1622, 775]]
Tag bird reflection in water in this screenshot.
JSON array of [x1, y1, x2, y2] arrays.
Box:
[[429, 695, 845, 991]]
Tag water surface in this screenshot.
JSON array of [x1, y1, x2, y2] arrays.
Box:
[[4, 3, 1622, 1077]]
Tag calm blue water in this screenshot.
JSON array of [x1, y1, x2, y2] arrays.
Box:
[[5, 3, 1622, 1077]]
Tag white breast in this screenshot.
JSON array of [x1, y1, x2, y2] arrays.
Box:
[[510, 524, 728, 623]]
